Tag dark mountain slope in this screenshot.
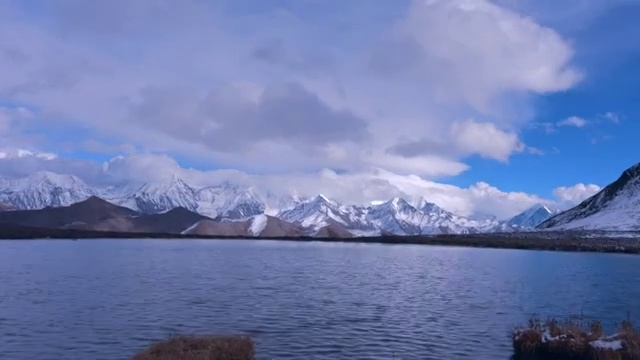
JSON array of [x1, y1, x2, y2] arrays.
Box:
[[86, 207, 211, 234], [0, 196, 138, 229]]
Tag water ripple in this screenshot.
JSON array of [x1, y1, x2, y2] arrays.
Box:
[[0, 240, 639, 359]]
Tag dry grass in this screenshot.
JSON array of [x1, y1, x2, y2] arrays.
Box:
[[513, 316, 640, 360], [132, 335, 254, 360]]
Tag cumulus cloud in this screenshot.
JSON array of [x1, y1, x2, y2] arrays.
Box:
[[0, 151, 103, 181], [557, 116, 588, 128], [553, 183, 602, 204], [450, 120, 525, 161], [0, 149, 56, 161], [0, 0, 582, 177], [0, 0, 591, 214], [601, 112, 620, 123], [377, 0, 581, 112]]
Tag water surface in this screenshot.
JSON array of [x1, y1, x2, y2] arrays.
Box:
[[0, 239, 639, 359]]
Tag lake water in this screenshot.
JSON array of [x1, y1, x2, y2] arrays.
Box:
[[0, 240, 639, 360]]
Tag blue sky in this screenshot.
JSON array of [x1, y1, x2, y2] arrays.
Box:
[[0, 0, 638, 218], [448, 0, 640, 196]]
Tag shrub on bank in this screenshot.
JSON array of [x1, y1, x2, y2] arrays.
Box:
[[132, 335, 254, 360], [513, 316, 640, 360]]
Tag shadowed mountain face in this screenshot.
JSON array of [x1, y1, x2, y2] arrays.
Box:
[[538, 163, 640, 231], [0, 196, 138, 229], [507, 204, 554, 229], [0, 197, 211, 235]]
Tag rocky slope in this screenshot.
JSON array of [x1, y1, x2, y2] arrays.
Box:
[[183, 214, 305, 238], [538, 163, 640, 231]]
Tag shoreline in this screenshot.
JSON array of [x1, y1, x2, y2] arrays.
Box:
[[1, 225, 639, 254]]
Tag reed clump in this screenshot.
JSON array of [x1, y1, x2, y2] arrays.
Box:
[[132, 335, 254, 360], [513, 316, 640, 360]]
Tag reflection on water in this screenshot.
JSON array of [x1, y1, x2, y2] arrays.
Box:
[[0, 239, 639, 359]]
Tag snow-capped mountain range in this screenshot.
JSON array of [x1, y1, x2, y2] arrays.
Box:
[[0, 170, 558, 236]]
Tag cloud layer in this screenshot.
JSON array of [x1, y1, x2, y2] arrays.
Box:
[[0, 0, 601, 220], [0, 0, 581, 176], [553, 183, 602, 205]]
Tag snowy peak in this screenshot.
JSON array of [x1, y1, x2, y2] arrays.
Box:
[[278, 194, 369, 231], [416, 198, 453, 218], [507, 203, 554, 229], [135, 175, 196, 195], [0, 171, 94, 210], [309, 194, 339, 208], [388, 197, 413, 210], [121, 175, 199, 214], [370, 197, 421, 218], [196, 183, 265, 219], [367, 198, 422, 235], [116, 177, 266, 219], [278, 194, 341, 225], [538, 162, 640, 231], [18, 171, 88, 190], [261, 191, 304, 215]]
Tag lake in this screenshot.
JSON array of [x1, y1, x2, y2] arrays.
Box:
[[0, 239, 639, 359]]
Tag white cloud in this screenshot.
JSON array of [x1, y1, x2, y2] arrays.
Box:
[[602, 112, 620, 123], [387, 0, 581, 112], [557, 116, 588, 128], [0, 149, 56, 160], [0, 0, 591, 218], [450, 120, 524, 161], [553, 183, 601, 204], [526, 147, 545, 156], [0, 0, 581, 177]]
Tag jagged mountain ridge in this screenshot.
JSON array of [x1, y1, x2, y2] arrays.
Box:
[[277, 195, 521, 236], [0, 172, 274, 221], [538, 163, 640, 231], [0, 170, 552, 236], [278, 195, 371, 232]]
